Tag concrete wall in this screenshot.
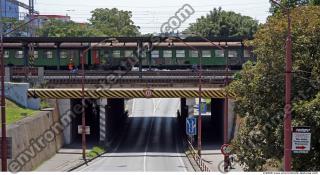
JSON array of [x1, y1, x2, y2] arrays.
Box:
[[57, 99, 72, 145], [2, 82, 40, 110], [0, 107, 64, 172]]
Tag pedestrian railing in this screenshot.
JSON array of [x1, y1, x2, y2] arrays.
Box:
[[187, 139, 212, 172]]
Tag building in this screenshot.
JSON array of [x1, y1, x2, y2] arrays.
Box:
[[30, 14, 71, 28], [0, 0, 19, 19]]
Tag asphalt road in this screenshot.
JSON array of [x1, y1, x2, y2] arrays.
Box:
[[75, 98, 194, 172]]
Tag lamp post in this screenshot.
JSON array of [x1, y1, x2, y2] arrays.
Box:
[[80, 38, 117, 160], [0, 5, 8, 171], [186, 33, 229, 170], [0, 15, 38, 171], [177, 34, 228, 162], [270, 0, 292, 171]]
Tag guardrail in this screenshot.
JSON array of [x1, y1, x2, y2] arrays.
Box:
[[187, 139, 211, 172]]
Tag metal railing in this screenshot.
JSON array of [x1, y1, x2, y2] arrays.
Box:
[[186, 139, 211, 172]]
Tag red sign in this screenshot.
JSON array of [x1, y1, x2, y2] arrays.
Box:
[[220, 144, 232, 156], [144, 88, 152, 98]]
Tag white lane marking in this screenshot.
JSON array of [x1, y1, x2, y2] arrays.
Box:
[[143, 117, 154, 172]]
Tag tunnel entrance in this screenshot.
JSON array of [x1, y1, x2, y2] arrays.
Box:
[[71, 99, 100, 143]]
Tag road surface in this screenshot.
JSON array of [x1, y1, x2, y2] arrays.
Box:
[[74, 98, 194, 172]]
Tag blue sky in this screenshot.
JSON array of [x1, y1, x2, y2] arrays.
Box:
[[20, 0, 271, 34]]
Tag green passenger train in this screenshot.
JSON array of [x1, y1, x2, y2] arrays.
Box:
[[3, 37, 255, 70]]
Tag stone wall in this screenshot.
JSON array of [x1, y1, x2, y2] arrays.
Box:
[[0, 104, 64, 172]]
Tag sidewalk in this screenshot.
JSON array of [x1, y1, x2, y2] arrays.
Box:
[[35, 143, 94, 172], [201, 144, 243, 172]]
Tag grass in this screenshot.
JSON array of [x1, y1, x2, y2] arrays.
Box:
[[86, 146, 105, 159], [4, 99, 38, 125]]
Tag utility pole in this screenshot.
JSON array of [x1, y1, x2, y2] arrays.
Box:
[[0, 1, 8, 171], [270, 0, 292, 171]]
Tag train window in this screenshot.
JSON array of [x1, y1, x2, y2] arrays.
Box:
[[228, 50, 238, 58], [176, 50, 185, 58], [60, 51, 68, 59], [124, 50, 134, 57], [151, 50, 160, 58], [215, 50, 224, 57], [202, 50, 211, 58], [244, 50, 251, 57], [112, 50, 121, 58], [4, 51, 9, 58], [189, 50, 198, 58], [163, 50, 172, 58], [45, 51, 53, 59], [15, 51, 24, 59]]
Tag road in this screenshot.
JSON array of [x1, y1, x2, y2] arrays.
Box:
[[74, 98, 194, 172]]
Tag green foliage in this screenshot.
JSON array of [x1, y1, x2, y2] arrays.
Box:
[[5, 99, 38, 125], [229, 6, 320, 171], [37, 8, 140, 37], [89, 8, 140, 36], [186, 7, 259, 37], [37, 19, 103, 37], [86, 146, 105, 158], [270, 0, 320, 14], [1, 18, 28, 37]]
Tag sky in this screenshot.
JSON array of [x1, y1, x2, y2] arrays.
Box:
[[19, 0, 271, 34]]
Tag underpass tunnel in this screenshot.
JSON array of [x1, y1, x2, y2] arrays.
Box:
[[208, 98, 224, 144], [70, 99, 100, 144]]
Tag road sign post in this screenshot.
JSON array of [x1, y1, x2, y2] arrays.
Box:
[[292, 126, 311, 154], [186, 117, 197, 136]]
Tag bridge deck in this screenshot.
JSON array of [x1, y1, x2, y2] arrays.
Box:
[[28, 88, 235, 99]]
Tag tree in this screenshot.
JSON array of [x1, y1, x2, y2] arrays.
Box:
[[185, 7, 259, 37], [89, 8, 140, 36], [36, 19, 103, 37], [270, 0, 320, 14], [1, 18, 28, 37], [229, 6, 320, 171]]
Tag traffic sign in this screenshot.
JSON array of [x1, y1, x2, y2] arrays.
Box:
[[78, 125, 90, 135], [144, 88, 152, 98], [199, 102, 207, 114], [221, 144, 232, 156], [292, 126, 311, 154], [186, 117, 197, 135]]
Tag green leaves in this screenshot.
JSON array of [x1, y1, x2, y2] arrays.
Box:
[[37, 8, 140, 37], [186, 7, 259, 37], [230, 6, 320, 171]]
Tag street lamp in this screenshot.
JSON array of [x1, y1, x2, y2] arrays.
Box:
[[0, 13, 39, 171], [80, 38, 118, 160], [182, 32, 230, 171], [177, 33, 228, 162], [270, 0, 293, 171]]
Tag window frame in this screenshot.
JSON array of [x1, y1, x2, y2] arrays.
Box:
[[228, 50, 238, 58], [15, 50, 24, 59], [189, 50, 199, 58], [163, 50, 173, 58], [176, 50, 185, 58], [151, 50, 160, 58], [215, 50, 224, 57], [201, 50, 211, 58]]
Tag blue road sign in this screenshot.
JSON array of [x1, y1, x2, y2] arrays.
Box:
[[186, 117, 197, 135], [199, 102, 207, 114]]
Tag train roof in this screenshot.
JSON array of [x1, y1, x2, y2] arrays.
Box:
[[2, 36, 253, 49]]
